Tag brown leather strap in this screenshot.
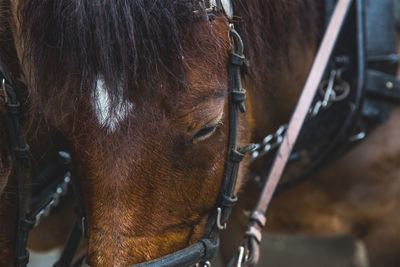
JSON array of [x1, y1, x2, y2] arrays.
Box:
[[234, 0, 355, 266], [255, 0, 353, 218]]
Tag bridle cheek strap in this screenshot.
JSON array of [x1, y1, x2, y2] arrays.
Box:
[[128, 22, 254, 267], [0, 65, 32, 267]]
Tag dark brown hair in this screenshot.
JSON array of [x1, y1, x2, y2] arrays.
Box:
[[16, 0, 225, 121], [233, 0, 323, 88], [5, 0, 322, 122]]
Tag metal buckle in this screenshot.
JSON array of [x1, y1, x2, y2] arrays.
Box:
[[216, 207, 227, 230], [236, 246, 245, 267]]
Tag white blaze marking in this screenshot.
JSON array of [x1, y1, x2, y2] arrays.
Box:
[[93, 78, 133, 132]]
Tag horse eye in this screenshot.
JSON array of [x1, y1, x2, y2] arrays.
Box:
[[192, 125, 217, 143]]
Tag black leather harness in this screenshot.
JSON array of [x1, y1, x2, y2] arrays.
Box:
[[252, 0, 400, 196]]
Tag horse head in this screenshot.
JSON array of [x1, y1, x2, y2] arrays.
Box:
[[0, 0, 324, 265], [6, 0, 252, 265]]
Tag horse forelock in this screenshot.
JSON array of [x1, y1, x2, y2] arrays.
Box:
[[3, 0, 323, 125], [10, 0, 226, 125]]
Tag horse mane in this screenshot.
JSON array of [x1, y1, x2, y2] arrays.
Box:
[[232, 0, 323, 89]]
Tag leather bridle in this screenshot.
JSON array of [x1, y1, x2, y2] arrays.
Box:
[[0, 64, 84, 267], [0, 65, 31, 267]]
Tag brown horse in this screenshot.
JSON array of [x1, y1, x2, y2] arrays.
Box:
[[1, 0, 248, 265], [0, 0, 399, 267]]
